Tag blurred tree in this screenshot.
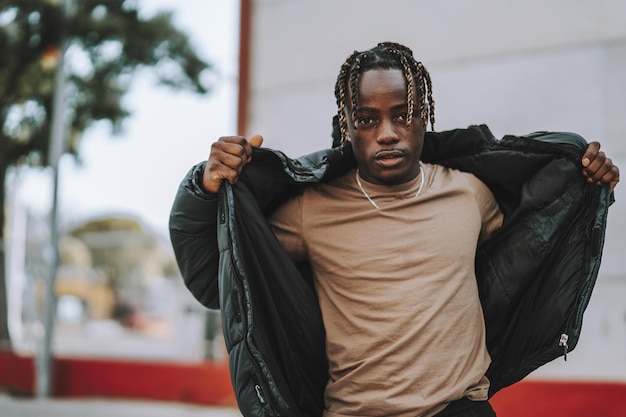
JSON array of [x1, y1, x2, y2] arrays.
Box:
[[0, 0, 212, 342]]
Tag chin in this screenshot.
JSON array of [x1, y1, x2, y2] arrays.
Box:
[[377, 171, 411, 186]]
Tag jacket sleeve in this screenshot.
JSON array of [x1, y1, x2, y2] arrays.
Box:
[[169, 162, 221, 309]]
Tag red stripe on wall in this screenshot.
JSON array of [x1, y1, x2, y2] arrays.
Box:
[[490, 379, 626, 417], [2, 349, 626, 415], [0, 350, 236, 406], [0, 350, 34, 394]]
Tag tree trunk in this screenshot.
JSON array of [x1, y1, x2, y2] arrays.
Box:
[[0, 163, 11, 346]]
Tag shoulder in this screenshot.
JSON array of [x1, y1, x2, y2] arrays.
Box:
[[426, 163, 484, 189], [306, 170, 355, 198], [425, 163, 494, 203]]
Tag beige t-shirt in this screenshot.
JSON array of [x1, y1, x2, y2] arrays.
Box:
[[268, 163, 503, 417]]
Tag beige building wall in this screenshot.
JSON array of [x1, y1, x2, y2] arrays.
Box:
[[244, 0, 626, 380]]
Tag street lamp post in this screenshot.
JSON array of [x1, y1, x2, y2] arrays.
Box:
[[36, 0, 72, 399]]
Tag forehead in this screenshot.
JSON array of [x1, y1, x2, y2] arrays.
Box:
[[357, 69, 407, 104]]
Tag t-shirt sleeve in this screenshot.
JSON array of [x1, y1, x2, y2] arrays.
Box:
[[267, 192, 307, 262], [468, 174, 503, 244]]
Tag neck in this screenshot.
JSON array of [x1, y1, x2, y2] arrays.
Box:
[[356, 163, 424, 209]]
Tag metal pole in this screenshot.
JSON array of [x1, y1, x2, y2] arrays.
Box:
[[36, 0, 70, 398]]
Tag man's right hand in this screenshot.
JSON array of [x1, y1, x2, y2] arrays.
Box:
[[202, 135, 264, 194]]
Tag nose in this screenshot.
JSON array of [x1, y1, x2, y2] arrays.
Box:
[[377, 119, 400, 144]]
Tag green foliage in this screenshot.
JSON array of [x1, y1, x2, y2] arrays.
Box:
[[0, 0, 212, 167], [0, 0, 213, 342]]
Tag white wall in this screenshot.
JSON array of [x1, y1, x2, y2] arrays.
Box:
[[245, 0, 626, 379]]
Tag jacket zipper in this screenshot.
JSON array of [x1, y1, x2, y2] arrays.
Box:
[[231, 254, 281, 414], [225, 187, 282, 415], [559, 333, 569, 361], [561, 187, 610, 364]]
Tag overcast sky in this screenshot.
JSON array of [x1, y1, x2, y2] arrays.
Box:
[[14, 1, 240, 237]]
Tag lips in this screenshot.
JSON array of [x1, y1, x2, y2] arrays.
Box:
[[375, 149, 405, 166]]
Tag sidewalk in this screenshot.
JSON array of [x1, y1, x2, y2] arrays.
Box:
[[0, 394, 242, 417]]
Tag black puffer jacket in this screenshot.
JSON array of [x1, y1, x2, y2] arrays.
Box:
[[169, 125, 613, 417]]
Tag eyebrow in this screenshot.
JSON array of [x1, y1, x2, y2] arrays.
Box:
[[356, 103, 408, 113]]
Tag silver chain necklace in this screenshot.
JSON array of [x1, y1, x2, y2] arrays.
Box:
[[355, 162, 425, 209]]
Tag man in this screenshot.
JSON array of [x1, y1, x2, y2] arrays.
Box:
[[170, 42, 619, 417]]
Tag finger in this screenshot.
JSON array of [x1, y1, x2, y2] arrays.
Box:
[[611, 179, 619, 192], [582, 141, 601, 168], [586, 158, 613, 184], [249, 134, 264, 148], [586, 163, 619, 192], [583, 151, 607, 179], [202, 162, 239, 194], [213, 150, 249, 173], [207, 164, 239, 184], [244, 134, 263, 163], [604, 166, 619, 191], [217, 136, 254, 161], [205, 151, 250, 190], [203, 138, 252, 193], [213, 140, 252, 164], [599, 166, 619, 184]]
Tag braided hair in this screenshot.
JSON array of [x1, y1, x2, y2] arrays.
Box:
[[333, 42, 435, 146]]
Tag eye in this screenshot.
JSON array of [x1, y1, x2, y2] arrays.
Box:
[[395, 113, 408, 122], [357, 116, 375, 126]]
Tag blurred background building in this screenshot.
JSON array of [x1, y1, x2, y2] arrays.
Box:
[[238, 0, 626, 415], [242, 0, 626, 379], [7, 209, 216, 361]]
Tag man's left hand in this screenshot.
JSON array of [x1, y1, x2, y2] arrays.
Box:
[[582, 142, 620, 192]]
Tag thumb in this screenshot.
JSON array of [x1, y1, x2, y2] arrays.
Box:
[[582, 141, 600, 167], [249, 134, 264, 147]]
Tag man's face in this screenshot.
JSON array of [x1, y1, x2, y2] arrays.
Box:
[[347, 68, 425, 185]]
